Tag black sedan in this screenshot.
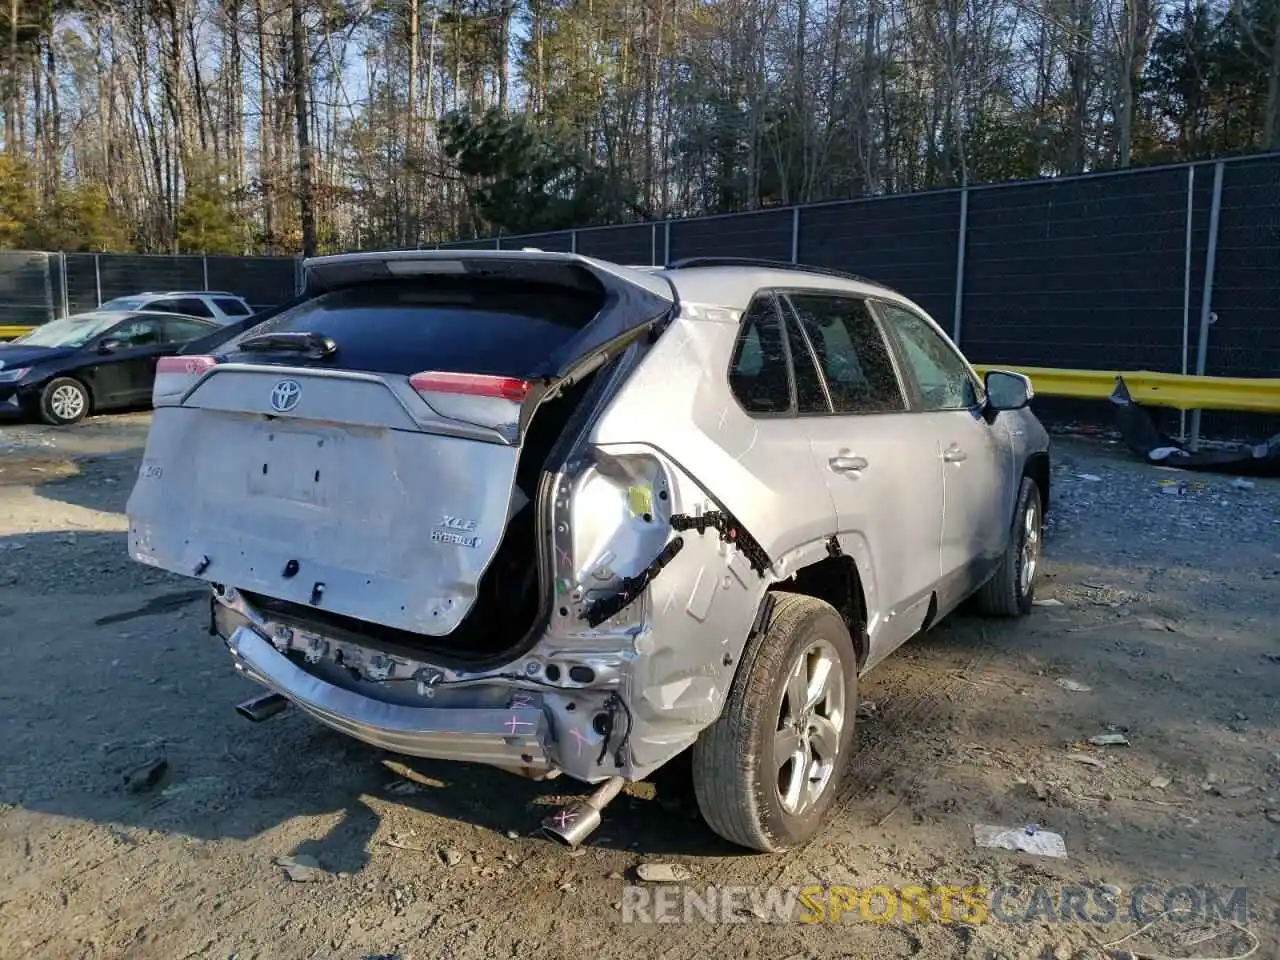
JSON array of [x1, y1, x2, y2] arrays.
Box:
[[0, 310, 220, 425]]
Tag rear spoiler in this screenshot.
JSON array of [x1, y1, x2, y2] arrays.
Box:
[[299, 250, 676, 380]]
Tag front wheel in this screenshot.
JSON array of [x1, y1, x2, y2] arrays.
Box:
[[691, 592, 858, 852], [39, 377, 91, 426], [974, 476, 1043, 617]]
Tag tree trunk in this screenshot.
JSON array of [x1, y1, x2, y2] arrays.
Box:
[[291, 0, 316, 257], [255, 0, 274, 249]]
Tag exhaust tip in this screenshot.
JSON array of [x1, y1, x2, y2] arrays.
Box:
[[236, 692, 289, 722], [539, 802, 603, 848]]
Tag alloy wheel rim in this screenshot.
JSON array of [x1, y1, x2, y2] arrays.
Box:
[[774, 638, 846, 817], [50, 385, 85, 421], [1019, 499, 1041, 593]]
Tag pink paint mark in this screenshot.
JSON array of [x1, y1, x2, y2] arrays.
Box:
[[568, 728, 590, 756], [509, 695, 533, 710], [504, 715, 536, 735], [553, 809, 579, 829], [556, 545, 573, 568]]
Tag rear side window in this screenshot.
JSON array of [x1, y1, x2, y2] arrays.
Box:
[[231, 278, 605, 377], [783, 314, 830, 414], [161, 317, 215, 343], [175, 298, 215, 318], [214, 298, 252, 316], [785, 293, 904, 414], [728, 296, 792, 415]]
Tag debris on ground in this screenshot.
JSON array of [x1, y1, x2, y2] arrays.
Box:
[[856, 700, 878, 720], [1034, 598, 1065, 607], [439, 848, 463, 867], [634, 863, 694, 883], [275, 854, 324, 883], [1088, 733, 1131, 747], [1067, 752, 1107, 769], [972, 824, 1068, 859], [122, 756, 168, 794], [1056, 678, 1092, 692], [1149, 776, 1172, 789]]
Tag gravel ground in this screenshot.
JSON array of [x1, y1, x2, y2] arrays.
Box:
[[0, 413, 1278, 960]]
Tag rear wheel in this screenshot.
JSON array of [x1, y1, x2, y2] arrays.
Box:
[[39, 377, 90, 426], [692, 592, 857, 852], [974, 476, 1043, 617]]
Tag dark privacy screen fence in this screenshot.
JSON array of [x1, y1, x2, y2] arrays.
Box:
[[442, 152, 1280, 396], [2, 153, 1276, 436]]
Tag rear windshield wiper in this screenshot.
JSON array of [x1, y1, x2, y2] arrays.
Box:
[[238, 331, 338, 359]]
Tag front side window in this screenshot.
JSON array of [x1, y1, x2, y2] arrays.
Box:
[[112, 319, 161, 347], [728, 295, 792, 415], [785, 293, 904, 414], [876, 303, 979, 411]]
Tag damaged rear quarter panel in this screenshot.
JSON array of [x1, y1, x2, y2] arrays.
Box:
[[583, 314, 845, 770]]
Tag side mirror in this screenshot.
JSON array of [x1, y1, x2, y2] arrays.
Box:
[[98, 338, 124, 354], [984, 370, 1034, 412]]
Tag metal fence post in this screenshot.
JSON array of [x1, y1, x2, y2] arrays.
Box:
[[94, 254, 102, 306], [495, 233, 502, 250], [790, 207, 800, 263], [59, 252, 69, 318], [663, 220, 671, 264], [651, 223, 658, 265], [570, 230, 577, 254], [1179, 165, 1195, 440], [202, 255, 210, 290], [1188, 160, 1224, 451], [951, 187, 969, 345]]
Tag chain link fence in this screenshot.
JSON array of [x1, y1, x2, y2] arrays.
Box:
[[0, 252, 299, 326]]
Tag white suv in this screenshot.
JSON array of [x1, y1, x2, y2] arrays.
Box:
[[99, 291, 254, 325], [126, 251, 1051, 852]]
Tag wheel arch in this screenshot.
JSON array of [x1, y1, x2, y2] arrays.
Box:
[[1023, 451, 1050, 515]]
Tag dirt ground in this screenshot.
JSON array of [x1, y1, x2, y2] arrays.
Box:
[[1, 412, 1278, 960]]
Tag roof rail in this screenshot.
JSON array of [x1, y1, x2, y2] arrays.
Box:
[[663, 257, 876, 286]]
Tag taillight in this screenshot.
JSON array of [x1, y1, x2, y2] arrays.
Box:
[[409, 371, 531, 402], [153, 355, 218, 406]]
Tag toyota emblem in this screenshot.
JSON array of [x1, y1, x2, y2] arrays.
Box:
[[270, 379, 302, 413]]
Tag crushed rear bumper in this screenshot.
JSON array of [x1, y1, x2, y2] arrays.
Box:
[[225, 625, 555, 775]]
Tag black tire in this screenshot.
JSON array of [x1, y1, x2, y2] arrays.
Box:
[[39, 377, 91, 426], [974, 476, 1043, 617], [691, 592, 858, 852]]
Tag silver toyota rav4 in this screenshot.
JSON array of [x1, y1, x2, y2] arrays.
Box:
[[126, 251, 1050, 852]]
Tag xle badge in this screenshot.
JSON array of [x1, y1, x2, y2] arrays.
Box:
[[432, 514, 481, 549]]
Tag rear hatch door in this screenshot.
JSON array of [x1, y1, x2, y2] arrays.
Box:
[[127, 252, 672, 636]]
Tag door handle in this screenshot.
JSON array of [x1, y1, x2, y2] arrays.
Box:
[[943, 445, 967, 463], [828, 455, 868, 473]]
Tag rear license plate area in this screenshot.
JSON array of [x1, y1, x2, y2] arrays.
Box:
[[246, 424, 339, 506]]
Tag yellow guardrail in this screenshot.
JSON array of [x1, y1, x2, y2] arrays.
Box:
[[0, 325, 33, 339], [973, 365, 1280, 413]]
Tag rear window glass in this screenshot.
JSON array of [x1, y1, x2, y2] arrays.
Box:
[[214, 298, 252, 316], [226, 278, 604, 377]]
